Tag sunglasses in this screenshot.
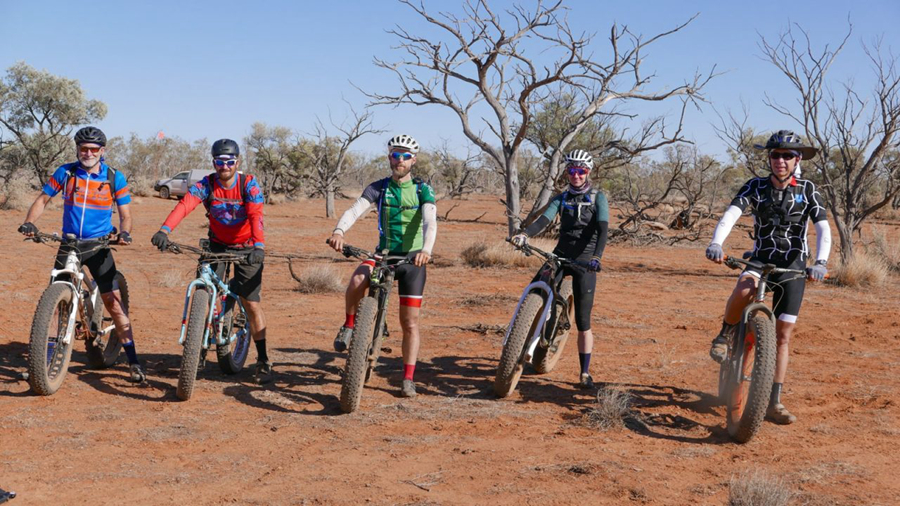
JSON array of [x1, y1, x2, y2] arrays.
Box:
[[390, 152, 414, 161], [78, 146, 102, 154], [567, 167, 589, 176], [214, 159, 238, 168], [769, 152, 798, 160]]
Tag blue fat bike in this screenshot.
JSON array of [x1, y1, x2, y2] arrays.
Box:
[[165, 241, 252, 401]]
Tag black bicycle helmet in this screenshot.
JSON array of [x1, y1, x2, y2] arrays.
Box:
[[211, 138, 240, 157], [755, 130, 817, 160], [74, 126, 107, 146]]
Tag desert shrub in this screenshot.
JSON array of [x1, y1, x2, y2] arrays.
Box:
[[292, 264, 343, 294], [870, 226, 900, 273], [583, 387, 632, 431], [459, 238, 555, 268], [268, 193, 288, 205], [728, 469, 792, 506], [831, 251, 890, 287]]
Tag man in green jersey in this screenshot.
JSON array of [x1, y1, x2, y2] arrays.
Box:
[[327, 134, 437, 398]]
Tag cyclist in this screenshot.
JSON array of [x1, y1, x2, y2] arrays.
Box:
[[705, 130, 831, 424], [150, 139, 272, 384], [327, 134, 437, 398], [17, 127, 144, 383], [511, 149, 609, 389]]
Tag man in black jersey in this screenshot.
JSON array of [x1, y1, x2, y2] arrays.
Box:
[[704, 130, 831, 424]]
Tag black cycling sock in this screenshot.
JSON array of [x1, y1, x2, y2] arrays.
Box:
[[579, 353, 591, 375], [123, 341, 139, 365], [770, 383, 783, 406], [255, 339, 269, 363]]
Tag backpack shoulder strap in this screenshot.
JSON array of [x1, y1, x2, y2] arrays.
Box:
[[106, 166, 118, 195], [203, 173, 217, 210]]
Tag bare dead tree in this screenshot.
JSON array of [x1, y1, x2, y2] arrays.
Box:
[[244, 123, 294, 204], [302, 105, 383, 218], [760, 23, 900, 261], [363, 0, 713, 235]]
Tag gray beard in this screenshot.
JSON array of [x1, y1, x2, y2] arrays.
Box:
[[80, 159, 100, 170]]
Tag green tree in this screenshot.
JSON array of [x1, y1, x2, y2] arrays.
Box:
[[0, 62, 106, 186]]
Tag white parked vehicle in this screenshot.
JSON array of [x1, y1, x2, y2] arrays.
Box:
[[154, 169, 214, 199]]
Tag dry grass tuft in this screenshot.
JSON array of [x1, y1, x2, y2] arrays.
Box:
[[583, 387, 632, 431], [459, 238, 554, 268], [157, 269, 190, 288], [293, 265, 343, 294], [728, 469, 792, 506], [0, 178, 40, 211], [830, 251, 890, 287]]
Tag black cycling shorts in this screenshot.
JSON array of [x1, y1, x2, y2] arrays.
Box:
[[54, 244, 119, 294], [741, 258, 806, 323], [531, 264, 597, 332], [204, 242, 264, 303], [360, 251, 426, 308]]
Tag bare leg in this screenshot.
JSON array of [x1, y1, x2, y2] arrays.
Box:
[[344, 264, 372, 315]]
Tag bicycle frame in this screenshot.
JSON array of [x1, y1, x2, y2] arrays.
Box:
[[177, 262, 247, 351], [503, 245, 577, 363], [723, 257, 801, 384]]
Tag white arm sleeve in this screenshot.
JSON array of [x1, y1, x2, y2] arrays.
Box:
[[422, 203, 437, 255], [333, 198, 372, 235], [710, 205, 743, 246], [814, 220, 832, 263]]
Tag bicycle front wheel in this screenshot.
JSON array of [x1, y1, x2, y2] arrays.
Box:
[[27, 284, 76, 396], [176, 288, 210, 401], [216, 300, 251, 374], [725, 312, 776, 443], [494, 293, 545, 398], [340, 296, 378, 413], [86, 272, 128, 369], [532, 278, 574, 374]]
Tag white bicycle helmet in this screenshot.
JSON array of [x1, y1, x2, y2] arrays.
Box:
[[565, 149, 593, 169], [387, 134, 419, 154]]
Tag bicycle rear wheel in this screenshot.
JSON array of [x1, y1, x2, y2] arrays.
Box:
[[27, 284, 76, 396], [725, 312, 776, 443], [532, 278, 574, 374], [216, 298, 251, 374], [340, 296, 379, 413], [176, 288, 210, 401], [494, 293, 545, 398], [86, 272, 128, 369]]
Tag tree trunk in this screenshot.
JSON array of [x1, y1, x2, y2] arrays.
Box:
[[504, 154, 522, 236], [834, 217, 854, 264], [325, 182, 336, 219]]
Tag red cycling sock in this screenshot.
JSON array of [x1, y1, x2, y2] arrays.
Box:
[[344, 313, 356, 329], [403, 364, 416, 381]]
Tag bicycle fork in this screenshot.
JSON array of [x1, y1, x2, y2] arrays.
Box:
[[503, 281, 554, 363], [730, 302, 775, 382]]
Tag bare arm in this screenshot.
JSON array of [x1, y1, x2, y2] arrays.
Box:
[[22, 194, 52, 227]]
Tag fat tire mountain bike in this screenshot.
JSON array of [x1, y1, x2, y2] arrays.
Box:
[[26, 232, 128, 396], [494, 240, 584, 398], [717, 255, 808, 443], [166, 240, 252, 401], [336, 244, 412, 414]]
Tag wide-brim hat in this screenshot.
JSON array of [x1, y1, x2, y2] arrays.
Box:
[[754, 130, 818, 160]]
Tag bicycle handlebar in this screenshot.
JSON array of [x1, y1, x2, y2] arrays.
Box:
[[506, 238, 590, 270], [166, 242, 253, 264], [722, 255, 806, 275]]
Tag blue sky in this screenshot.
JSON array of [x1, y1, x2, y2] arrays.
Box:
[[2, 0, 898, 158]]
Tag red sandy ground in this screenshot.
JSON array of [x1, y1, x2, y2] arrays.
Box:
[[1, 195, 897, 505]]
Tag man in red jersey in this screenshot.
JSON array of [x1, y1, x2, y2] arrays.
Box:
[[151, 139, 272, 384]]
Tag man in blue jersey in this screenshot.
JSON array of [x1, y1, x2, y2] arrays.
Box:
[[18, 127, 144, 383]]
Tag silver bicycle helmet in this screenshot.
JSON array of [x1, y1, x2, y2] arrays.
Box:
[[387, 134, 419, 154]]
